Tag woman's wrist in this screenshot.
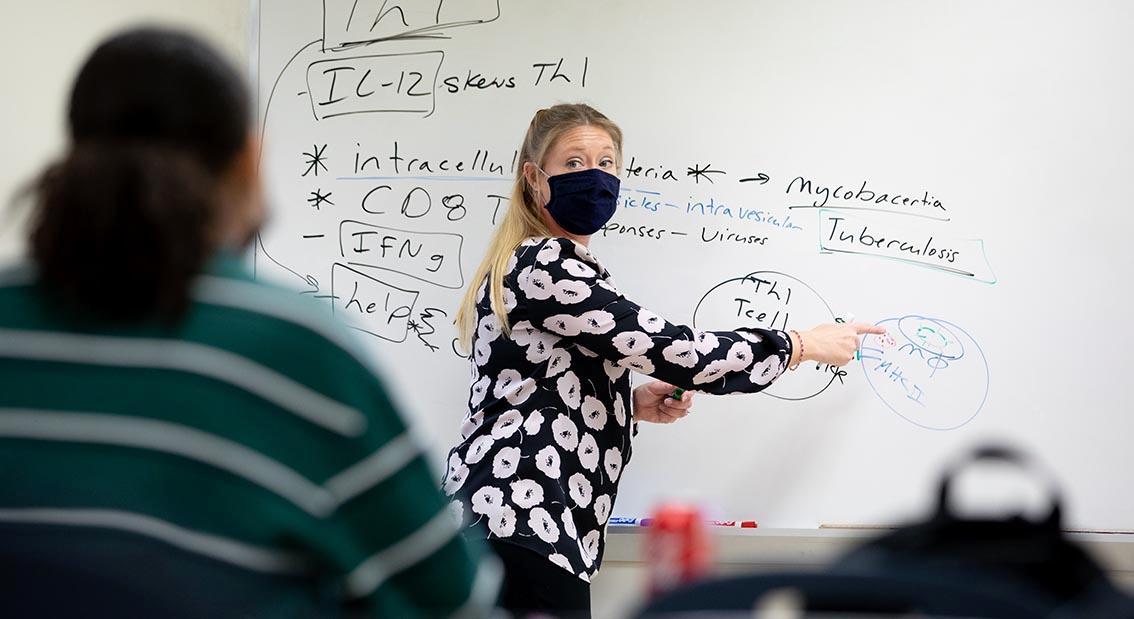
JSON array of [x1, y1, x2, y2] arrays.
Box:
[[788, 329, 805, 369]]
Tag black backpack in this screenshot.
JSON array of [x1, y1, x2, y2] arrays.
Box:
[[639, 445, 1134, 618], [827, 445, 1134, 618]]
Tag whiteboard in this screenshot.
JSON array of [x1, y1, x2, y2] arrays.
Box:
[[254, 0, 1134, 531]]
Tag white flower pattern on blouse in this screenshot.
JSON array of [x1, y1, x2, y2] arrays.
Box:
[[444, 237, 792, 581]]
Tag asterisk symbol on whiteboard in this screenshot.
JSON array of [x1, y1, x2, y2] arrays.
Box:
[[302, 144, 329, 177], [407, 319, 423, 333], [687, 163, 726, 184], [307, 188, 334, 210]]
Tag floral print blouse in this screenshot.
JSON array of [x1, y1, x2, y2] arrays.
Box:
[[443, 236, 792, 581]]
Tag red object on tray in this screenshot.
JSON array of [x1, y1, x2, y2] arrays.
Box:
[[644, 503, 712, 597]]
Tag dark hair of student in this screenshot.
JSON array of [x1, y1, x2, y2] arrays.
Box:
[[29, 27, 251, 322]]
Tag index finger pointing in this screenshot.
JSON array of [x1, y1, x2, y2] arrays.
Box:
[[852, 322, 887, 335]]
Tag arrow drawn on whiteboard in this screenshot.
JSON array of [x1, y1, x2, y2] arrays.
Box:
[[739, 173, 771, 184]]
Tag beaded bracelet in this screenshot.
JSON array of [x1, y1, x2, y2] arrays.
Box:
[[788, 329, 803, 370]]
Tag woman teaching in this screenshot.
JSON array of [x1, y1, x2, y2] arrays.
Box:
[[444, 103, 884, 615]]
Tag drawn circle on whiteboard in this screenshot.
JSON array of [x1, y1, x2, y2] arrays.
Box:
[[896, 315, 966, 361], [859, 315, 989, 431], [693, 271, 836, 401]]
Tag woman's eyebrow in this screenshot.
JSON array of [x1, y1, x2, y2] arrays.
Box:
[[559, 145, 615, 157]]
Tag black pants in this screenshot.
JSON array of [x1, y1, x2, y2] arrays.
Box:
[[489, 541, 591, 618]]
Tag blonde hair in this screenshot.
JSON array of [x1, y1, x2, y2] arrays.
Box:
[[454, 103, 624, 352]]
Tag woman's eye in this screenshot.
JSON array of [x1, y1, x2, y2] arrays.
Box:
[[599, 159, 614, 168], [566, 160, 581, 169]]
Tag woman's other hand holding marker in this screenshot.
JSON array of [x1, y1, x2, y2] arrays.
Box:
[[633, 381, 694, 424]]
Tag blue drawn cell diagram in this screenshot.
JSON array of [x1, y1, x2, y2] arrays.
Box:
[[859, 315, 989, 430]]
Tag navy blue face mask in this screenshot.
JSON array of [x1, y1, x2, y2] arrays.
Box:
[[539, 167, 621, 235]]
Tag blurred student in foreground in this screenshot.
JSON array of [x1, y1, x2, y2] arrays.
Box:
[[0, 27, 497, 617]]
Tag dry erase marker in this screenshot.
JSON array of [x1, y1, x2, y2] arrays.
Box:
[[610, 516, 756, 528], [668, 387, 685, 400], [707, 519, 759, 528], [610, 516, 652, 526]]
